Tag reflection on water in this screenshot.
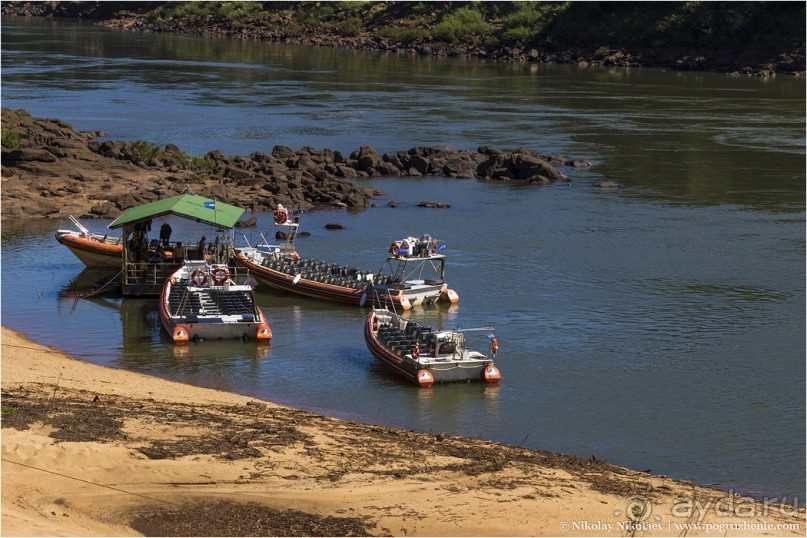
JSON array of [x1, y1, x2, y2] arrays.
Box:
[[2, 16, 804, 210], [1, 17, 805, 500], [2, 179, 803, 500]]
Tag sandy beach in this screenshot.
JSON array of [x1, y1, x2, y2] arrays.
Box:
[[1, 326, 803, 536]]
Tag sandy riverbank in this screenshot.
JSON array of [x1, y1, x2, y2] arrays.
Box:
[[1, 326, 804, 536]]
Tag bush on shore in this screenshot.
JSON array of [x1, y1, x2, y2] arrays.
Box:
[[3, 1, 804, 72]]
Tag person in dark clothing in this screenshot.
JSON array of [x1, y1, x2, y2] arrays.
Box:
[[197, 236, 207, 259], [159, 222, 172, 247]]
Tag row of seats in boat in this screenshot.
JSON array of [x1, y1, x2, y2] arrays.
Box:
[[377, 320, 432, 357], [261, 258, 396, 289], [211, 290, 255, 316], [168, 283, 221, 316], [169, 284, 252, 317]]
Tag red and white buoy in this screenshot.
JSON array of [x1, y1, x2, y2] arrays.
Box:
[[482, 365, 501, 383], [416, 369, 435, 387]]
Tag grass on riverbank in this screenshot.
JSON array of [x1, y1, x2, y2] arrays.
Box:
[[135, 1, 803, 54]]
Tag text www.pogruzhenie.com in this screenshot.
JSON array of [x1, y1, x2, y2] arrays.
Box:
[[561, 521, 802, 533]]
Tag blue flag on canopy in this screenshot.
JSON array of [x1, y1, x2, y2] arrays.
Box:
[[203, 201, 216, 210]]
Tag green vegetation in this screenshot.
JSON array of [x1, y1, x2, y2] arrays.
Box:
[[378, 25, 429, 45], [153, 1, 267, 26], [190, 153, 216, 172], [499, 2, 570, 46], [338, 16, 363, 37], [1, 129, 22, 149], [433, 5, 490, 44], [127, 140, 216, 172], [128, 140, 161, 164], [37, 2, 807, 61]]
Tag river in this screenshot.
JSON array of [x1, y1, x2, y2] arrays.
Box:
[[1, 16, 804, 501]]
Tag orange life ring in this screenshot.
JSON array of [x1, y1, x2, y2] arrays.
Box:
[[212, 267, 229, 284], [389, 241, 401, 256], [411, 343, 420, 360], [491, 338, 499, 356], [273, 207, 288, 225], [190, 269, 207, 287]]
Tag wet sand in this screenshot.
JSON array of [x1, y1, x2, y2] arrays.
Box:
[[2, 326, 804, 536]]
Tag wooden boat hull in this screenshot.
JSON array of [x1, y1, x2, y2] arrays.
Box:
[[159, 266, 272, 344], [235, 251, 412, 310], [56, 231, 122, 268], [364, 309, 500, 386]]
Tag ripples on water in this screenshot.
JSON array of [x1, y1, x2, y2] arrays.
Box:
[[1, 16, 804, 500], [3, 178, 803, 500]]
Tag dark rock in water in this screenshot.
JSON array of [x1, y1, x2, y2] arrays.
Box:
[[408, 154, 430, 175], [478, 145, 505, 156], [271, 145, 297, 159], [509, 153, 567, 181], [276, 230, 311, 239], [350, 145, 381, 172], [235, 217, 257, 228], [593, 181, 623, 188], [325, 223, 344, 230], [417, 201, 451, 208]]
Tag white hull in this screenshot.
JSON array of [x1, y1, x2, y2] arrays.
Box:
[[160, 262, 272, 344]]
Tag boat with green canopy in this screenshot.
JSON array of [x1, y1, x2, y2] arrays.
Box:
[[107, 193, 245, 296]]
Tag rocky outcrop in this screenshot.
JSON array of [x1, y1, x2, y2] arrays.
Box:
[[1, 108, 586, 220], [0, 109, 379, 219]]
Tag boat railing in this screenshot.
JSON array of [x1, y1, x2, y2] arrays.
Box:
[[68, 215, 90, 235], [382, 289, 403, 313], [123, 261, 179, 287]]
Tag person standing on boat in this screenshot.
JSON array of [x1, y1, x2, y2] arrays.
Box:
[[174, 241, 185, 262], [159, 221, 172, 247], [197, 235, 207, 259]]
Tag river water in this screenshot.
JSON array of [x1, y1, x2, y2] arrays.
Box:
[[1, 16, 804, 500]]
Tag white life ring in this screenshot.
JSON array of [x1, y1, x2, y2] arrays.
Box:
[[273, 206, 288, 225], [190, 269, 207, 287], [212, 267, 229, 284]]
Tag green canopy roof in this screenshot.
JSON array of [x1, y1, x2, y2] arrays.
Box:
[[108, 194, 245, 230]]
